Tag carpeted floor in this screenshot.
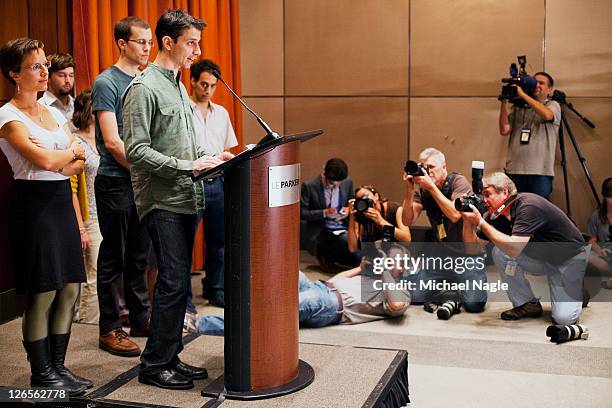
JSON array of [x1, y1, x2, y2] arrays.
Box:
[[298, 250, 612, 407], [0, 318, 403, 407], [1, 251, 611, 407]]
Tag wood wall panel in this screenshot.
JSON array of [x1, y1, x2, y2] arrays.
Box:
[[239, 0, 283, 96], [0, 0, 29, 101], [28, 0, 59, 54], [239, 0, 611, 235], [410, 97, 507, 177], [0, 0, 29, 293], [547, 0, 612, 96], [411, 0, 545, 96], [285, 97, 409, 204], [242, 97, 284, 145], [285, 0, 409, 96]]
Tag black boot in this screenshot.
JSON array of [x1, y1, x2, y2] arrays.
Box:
[[49, 333, 93, 389], [23, 338, 87, 396]]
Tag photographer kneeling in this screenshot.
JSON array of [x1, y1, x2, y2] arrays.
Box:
[[347, 185, 411, 254], [402, 148, 487, 313], [461, 172, 589, 325]]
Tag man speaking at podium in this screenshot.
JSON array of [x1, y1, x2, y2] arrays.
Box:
[[123, 9, 231, 390]]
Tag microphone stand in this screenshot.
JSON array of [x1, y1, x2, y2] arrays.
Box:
[[212, 70, 281, 144]]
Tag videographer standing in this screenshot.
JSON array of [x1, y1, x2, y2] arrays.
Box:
[[402, 148, 487, 312], [461, 172, 588, 325], [499, 72, 561, 199]]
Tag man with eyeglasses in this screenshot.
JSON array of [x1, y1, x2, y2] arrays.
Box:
[[401, 147, 488, 313], [92, 16, 153, 358], [38, 53, 75, 129]]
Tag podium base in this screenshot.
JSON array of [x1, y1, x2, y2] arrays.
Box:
[[201, 359, 315, 401]]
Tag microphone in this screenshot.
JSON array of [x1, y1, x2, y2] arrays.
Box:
[[211, 69, 281, 144]]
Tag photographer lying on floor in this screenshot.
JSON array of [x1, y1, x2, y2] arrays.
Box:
[[191, 244, 411, 335], [460, 172, 589, 325]]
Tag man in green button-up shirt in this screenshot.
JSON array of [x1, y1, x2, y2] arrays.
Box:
[[122, 9, 231, 391]]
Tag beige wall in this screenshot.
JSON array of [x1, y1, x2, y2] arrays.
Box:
[[240, 0, 612, 230]]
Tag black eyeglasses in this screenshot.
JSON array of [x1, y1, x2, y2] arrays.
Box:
[[128, 39, 154, 47]]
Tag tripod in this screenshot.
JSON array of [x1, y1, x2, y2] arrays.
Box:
[[552, 89, 600, 222]]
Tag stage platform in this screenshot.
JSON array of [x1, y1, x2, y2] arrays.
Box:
[[0, 318, 408, 407]]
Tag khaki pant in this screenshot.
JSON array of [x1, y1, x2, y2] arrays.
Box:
[[76, 219, 102, 324]]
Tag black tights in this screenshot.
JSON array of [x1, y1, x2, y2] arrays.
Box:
[[22, 283, 80, 342]]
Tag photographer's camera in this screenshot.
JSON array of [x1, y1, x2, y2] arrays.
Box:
[[454, 160, 487, 214], [404, 160, 428, 177]]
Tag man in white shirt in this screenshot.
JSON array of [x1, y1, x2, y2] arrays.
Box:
[[188, 59, 238, 311], [38, 53, 75, 126]]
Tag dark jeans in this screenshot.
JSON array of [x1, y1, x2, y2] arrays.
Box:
[[140, 210, 196, 375], [95, 175, 150, 335], [506, 173, 553, 200], [198, 177, 226, 299]]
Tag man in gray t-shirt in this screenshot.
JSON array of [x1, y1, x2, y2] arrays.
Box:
[[499, 71, 561, 200], [93, 17, 153, 358]]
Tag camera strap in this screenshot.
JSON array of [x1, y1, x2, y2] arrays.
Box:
[[421, 173, 457, 240], [489, 195, 518, 222]]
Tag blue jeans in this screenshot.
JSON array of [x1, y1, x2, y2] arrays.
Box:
[[298, 271, 341, 327], [196, 315, 225, 336], [140, 210, 196, 375], [506, 174, 553, 200], [193, 272, 340, 335], [410, 256, 488, 313]]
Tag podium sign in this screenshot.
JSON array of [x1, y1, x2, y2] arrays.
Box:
[[268, 164, 301, 207]]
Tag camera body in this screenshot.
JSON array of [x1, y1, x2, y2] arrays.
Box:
[[499, 55, 537, 106], [404, 160, 428, 176], [454, 193, 487, 214], [454, 160, 487, 214]]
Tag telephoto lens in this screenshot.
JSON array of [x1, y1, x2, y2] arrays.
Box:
[[437, 300, 461, 320], [546, 324, 589, 344]]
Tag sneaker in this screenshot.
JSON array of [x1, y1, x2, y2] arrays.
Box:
[[500, 301, 543, 321], [99, 329, 141, 357], [183, 312, 198, 335]]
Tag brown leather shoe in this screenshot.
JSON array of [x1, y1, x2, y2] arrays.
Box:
[[99, 329, 141, 357], [130, 320, 150, 338], [500, 301, 543, 321]]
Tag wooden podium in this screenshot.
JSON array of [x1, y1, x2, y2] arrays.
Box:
[[193, 130, 322, 400]]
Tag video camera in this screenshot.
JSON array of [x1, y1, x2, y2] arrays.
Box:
[[454, 161, 487, 214], [498, 55, 537, 107]]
